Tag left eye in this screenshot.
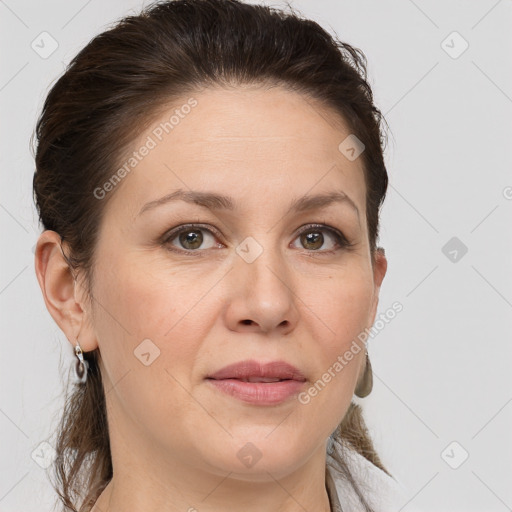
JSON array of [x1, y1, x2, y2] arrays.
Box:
[[291, 225, 346, 252]]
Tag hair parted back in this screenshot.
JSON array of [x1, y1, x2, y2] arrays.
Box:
[[31, 1, 391, 510]]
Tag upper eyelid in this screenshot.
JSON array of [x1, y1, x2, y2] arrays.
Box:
[[164, 223, 222, 240]]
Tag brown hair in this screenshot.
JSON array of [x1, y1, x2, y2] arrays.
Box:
[[31, 1, 390, 510]]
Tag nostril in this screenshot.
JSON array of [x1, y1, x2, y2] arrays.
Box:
[[241, 319, 252, 325]]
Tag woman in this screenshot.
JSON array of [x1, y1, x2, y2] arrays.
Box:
[[32, 0, 411, 510]]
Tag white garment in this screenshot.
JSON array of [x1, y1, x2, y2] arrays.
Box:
[[325, 436, 423, 512]]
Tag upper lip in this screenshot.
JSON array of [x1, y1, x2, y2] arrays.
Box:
[[207, 360, 306, 381]]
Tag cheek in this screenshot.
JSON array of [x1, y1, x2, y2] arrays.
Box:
[[301, 268, 374, 347], [298, 267, 373, 408], [95, 249, 195, 334], [92, 253, 218, 382], [91, 257, 209, 436]]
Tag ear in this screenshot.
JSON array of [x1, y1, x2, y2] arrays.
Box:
[[34, 230, 98, 352], [367, 247, 387, 327]]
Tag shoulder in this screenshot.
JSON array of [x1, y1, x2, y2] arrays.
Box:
[[326, 436, 424, 512]]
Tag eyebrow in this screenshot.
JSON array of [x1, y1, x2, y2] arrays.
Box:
[[137, 188, 360, 220]]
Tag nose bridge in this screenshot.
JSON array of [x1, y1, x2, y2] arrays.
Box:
[[236, 234, 288, 290], [229, 233, 298, 331]]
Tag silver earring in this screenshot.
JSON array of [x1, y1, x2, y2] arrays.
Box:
[[354, 349, 373, 398], [74, 339, 89, 384]]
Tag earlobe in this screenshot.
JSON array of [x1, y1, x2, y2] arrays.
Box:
[[34, 230, 96, 351]]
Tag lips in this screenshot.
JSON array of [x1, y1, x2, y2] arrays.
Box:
[[206, 360, 306, 382], [206, 360, 306, 405]]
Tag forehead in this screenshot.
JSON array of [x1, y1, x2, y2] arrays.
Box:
[[158, 84, 356, 160], [105, 85, 367, 221]]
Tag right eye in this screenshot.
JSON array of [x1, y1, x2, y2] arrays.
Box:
[[162, 224, 223, 253]]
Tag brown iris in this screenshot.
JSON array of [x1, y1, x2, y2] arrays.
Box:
[[300, 231, 323, 250], [179, 230, 204, 250]]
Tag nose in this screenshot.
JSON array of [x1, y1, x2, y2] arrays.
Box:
[[223, 238, 299, 335]]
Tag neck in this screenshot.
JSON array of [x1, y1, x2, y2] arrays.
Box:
[[90, 443, 332, 512]]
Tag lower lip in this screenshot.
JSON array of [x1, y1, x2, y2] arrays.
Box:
[[206, 378, 305, 405]]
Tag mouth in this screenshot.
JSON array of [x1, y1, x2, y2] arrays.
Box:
[[206, 359, 306, 382], [206, 378, 306, 405], [205, 360, 306, 405]]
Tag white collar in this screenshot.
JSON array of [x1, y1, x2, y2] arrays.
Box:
[[325, 436, 422, 512]]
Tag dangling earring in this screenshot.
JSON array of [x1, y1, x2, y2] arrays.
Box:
[[354, 349, 373, 398], [74, 339, 89, 384]]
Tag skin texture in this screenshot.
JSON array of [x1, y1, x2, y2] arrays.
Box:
[[35, 84, 387, 512]]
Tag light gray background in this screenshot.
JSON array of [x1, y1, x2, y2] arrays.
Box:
[[1, 1, 511, 511]]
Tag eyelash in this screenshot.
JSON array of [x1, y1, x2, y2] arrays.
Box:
[[161, 223, 354, 256]]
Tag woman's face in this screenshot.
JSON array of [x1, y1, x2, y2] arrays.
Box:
[[76, 85, 386, 479]]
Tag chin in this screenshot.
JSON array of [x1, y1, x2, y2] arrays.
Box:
[[200, 433, 313, 480]]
